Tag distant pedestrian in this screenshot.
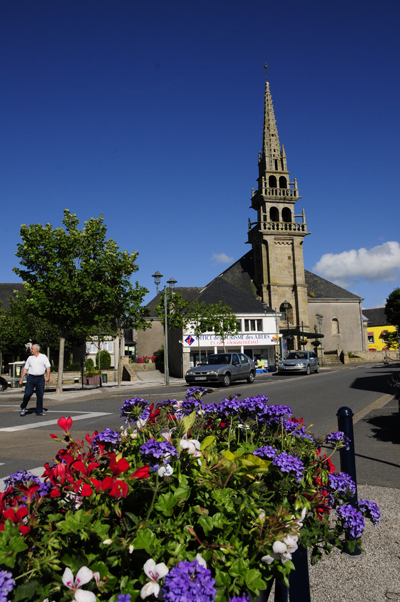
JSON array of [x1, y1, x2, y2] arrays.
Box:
[[19, 344, 51, 416]]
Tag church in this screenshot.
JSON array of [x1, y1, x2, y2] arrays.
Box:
[[137, 72, 366, 375]]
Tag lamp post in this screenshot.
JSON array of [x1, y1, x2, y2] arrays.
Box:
[[315, 313, 324, 367], [281, 300, 291, 351], [152, 272, 177, 386]]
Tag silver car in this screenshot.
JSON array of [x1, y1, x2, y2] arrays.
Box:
[[185, 353, 256, 387], [278, 351, 319, 375]]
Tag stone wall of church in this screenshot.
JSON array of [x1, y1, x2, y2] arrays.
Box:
[[308, 300, 364, 352]]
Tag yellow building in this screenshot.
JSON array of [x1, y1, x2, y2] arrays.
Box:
[[363, 308, 398, 351]]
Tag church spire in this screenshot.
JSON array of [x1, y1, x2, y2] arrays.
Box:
[[262, 80, 281, 170]]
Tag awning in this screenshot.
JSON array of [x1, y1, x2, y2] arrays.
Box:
[[279, 328, 324, 339]]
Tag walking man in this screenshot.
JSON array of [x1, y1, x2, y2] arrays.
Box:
[[19, 344, 51, 416]]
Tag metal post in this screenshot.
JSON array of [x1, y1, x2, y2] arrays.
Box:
[[336, 406, 361, 555], [164, 285, 169, 386]]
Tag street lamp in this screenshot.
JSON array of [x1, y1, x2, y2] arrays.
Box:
[[152, 272, 177, 386], [315, 313, 324, 367]]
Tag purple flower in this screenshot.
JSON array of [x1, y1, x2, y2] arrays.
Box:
[[120, 398, 150, 424], [226, 596, 250, 602], [3, 470, 41, 490], [156, 399, 179, 409], [162, 560, 217, 602], [37, 482, 53, 497], [272, 452, 305, 482], [253, 446, 279, 460], [0, 570, 15, 602], [358, 499, 381, 525], [278, 418, 314, 441], [140, 438, 179, 465], [116, 595, 131, 602], [92, 429, 121, 452], [336, 504, 365, 539], [325, 431, 351, 451], [186, 387, 209, 400], [179, 398, 203, 416], [329, 472, 356, 496]]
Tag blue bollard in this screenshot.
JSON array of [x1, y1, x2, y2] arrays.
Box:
[[336, 406, 361, 555], [288, 545, 311, 602]]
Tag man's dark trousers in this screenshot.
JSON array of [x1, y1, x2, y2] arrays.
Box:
[[21, 374, 45, 414]]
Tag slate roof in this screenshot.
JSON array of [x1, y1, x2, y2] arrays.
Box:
[[217, 251, 361, 301], [362, 307, 391, 327], [146, 287, 202, 317], [194, 277, 272, 314], [305, 271, 361, 300], [146, 279, 272, 318], [0, 283, 25, 311]]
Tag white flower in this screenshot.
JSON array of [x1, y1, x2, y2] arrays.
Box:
[[160, 428, 176, 444], [129, 544, 134, 554], [62, 567, 96, 602], [180, 435, 202, 457], [103, 539, 113, 545], [262, 535, 299, 566], [140, 558, 169, 599], [158, 464, 174, 477], [195, 553, 207, 568]]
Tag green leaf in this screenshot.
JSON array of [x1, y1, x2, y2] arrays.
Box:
[[200, 435, 215, 451], [13, 581, 38, 602], [132, 529, 157, 554], [181, 410, 197, 435], [245, 568, 267, 593], [154, 492, 178, 517]]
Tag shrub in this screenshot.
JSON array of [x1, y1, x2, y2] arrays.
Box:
[[85, 358, 95, 372], [64, 362, 81, 372], [96, 349, 111, 370], [153, 346, 164, 363], [0, 390, 380, 602]]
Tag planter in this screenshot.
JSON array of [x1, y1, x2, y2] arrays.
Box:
[[83, 374, 101, 386]]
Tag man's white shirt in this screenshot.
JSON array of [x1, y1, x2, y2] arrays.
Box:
[[24, 353, 51, 376]]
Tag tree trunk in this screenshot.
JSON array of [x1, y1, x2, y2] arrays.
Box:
[[56, 336, 65, 394], [118, 331, 123, 387]]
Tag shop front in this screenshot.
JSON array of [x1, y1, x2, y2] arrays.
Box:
[[182, 332, 279, 372]]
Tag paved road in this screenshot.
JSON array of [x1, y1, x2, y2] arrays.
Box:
[[1, 362, 399, 490]]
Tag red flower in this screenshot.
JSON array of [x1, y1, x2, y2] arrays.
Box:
[[57, 416, 73, 433], [148, 403, 161, 424], [130, 465, 150, 480], [108, 453, 129, 477]]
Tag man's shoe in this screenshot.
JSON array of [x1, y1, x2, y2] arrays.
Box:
[[20, 409, 27, 416], [36, 412, 46, 416]]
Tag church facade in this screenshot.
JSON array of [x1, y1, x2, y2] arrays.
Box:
[[137, 72, 366, 375]]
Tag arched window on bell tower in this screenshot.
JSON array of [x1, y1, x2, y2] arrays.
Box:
[[279, 176, 287, 188], [269, 175, 277, 188], [280, 302, 293, 325], [270, 207, 279, 222], [282, 207, 292, 223]]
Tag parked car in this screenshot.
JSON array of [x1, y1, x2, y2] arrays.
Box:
[[185, 352, 256, 387], [0, 376, 8, 392], [277, 351, 319, 375]]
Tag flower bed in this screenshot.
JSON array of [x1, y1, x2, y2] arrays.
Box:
[[0, 388, 380, 602]]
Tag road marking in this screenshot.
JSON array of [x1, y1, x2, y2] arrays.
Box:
[[325, 393, 394, 434], [0, 412, 112, 432]]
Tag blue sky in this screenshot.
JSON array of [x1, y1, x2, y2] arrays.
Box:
[[1, 0, 400, 310]]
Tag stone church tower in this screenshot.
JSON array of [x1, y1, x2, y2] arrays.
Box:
[[247, 74, 310, 332]]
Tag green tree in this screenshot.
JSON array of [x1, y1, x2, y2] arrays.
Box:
[[382, 330, 399, 350], [385, 288, 400, 329], [155, 293, 238, 360], [13, 210, 148, 393]]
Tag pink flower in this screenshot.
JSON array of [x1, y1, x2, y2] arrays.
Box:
[[62, 567, 96, 602]]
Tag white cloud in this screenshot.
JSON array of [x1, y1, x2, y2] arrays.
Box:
[[312, 241, 400, 288], [212, 252, 234, 264]]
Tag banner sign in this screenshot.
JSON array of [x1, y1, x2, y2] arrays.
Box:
[[183, 333, 279, 347]]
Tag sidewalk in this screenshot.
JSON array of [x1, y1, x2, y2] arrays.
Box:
[[0, 370, 188, 401]]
